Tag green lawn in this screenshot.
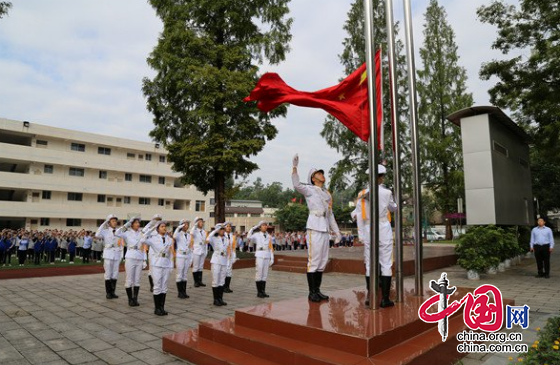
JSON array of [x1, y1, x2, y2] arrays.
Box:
[[0, 256, 102, 270]]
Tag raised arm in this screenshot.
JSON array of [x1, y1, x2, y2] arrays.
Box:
[[95, 220, 108, 238], [291, 154, 313, 197]]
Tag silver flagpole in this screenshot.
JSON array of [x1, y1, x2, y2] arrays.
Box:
[[384, 0, 403, 302], [363, 0, 380, 310], [403, 0, 423, 295]]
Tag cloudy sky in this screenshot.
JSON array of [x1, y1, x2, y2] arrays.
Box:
[[0, 0, 517, 188]]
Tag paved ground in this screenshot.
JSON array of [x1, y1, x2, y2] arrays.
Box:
[[0, 249, 558, 365]]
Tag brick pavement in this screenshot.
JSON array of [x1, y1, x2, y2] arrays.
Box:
[[0, 247, 558, 365]]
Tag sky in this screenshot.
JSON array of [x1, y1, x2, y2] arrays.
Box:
[[0, 0, 518, 189]]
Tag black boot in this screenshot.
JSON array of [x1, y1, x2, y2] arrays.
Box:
[[183, 281, 190, 298], [153, 294, 164, 315], [213, 287, 222, 306], [380, 276, 394, 308], [111, 279, 119, 299], [218, 286, 227, 306], [365, 276, 370, 306], [161, 293, 168, 315], [126, 287, 134, 306], [224, 276, 233, 293], [314, 272, 329, 301], [256, 281, 265, 298], [133, 286, 140, 306], [148, 275, 154, 292], [177, 282, 186, 299], [198, 272, 206, 287], [306, 273, 321, 302], [261, 281, 270, 298], [194, 272, 201, 287], [105, 280, 113, 299]]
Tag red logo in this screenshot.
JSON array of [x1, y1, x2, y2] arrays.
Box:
[[418, 273, 503, 341]]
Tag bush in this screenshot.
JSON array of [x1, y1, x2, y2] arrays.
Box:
[[456, 225, 502, 272], [511, 316, 560, 364]]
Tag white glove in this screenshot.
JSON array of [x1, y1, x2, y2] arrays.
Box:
[[142, 261, 147, 270], [269, 256, 274, 267], [334, 232, 342, 245], [292, 154, 299, 168], [124, 221, 132, 229]]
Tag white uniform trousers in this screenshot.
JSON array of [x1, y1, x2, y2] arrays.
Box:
[[226, 257, 234, 277], [306, 230, 329, 272], [211, 263, 227, 287], [364, 222, 393, 276], [192, 253, 205, 272], [255, 257, 270, 281], [104, 258, 120, 280], [151, 266, 171, 295], [176, 255, 193, 282], [124, 258, 143, 287]]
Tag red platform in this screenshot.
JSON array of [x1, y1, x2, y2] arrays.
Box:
[[163, 282, 514, 365]]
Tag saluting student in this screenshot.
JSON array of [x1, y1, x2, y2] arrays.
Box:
[[291, 154, 341, 303], [207, 223, 229, 306], [191, 217, 208, 287], [95, 214, 123, 299], [223, 222, 237, 293], [116, 217, 146, 306], [173, 219, 193, 299], [142, 214, 163, 293], [248, 221, 274, 298], [142, 221, 174, 316]]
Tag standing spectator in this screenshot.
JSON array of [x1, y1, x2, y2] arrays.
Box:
[[45, 234, 58, 264], [83, 232, 93, 264], [0, 232, 7, 266], [93, 236, 103, 262], [68, 235, 77, 264], [59, 234, 68, 262], [530, 217, 555, 279], [76, 233, 84, 259], [5, 233, 15, 266], [34, 233, 44, 265], [18, 233, 29, 266], [28, 234, 35, 262]]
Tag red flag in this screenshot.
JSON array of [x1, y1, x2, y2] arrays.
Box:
[[291, 197, 297, 203], [244, 50, 383, 146]]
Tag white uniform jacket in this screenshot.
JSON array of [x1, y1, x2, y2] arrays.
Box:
[[115, 227, 144, 260], [248, 229, 274, 260], [208, 235, 229, 265], [174, 229, 193, 258], [292, 172, 340, 234], [141, 234, 173, 269], [225, 233, 237, 262], [95, 225, 122, 261], [354, 185, 398, 238], [191, 228, 208, 256]]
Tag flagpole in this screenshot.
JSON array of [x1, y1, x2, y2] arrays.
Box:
[[403, 0, 423, 296], [384, 0, 403, 302], [363, 0, 380, 310]]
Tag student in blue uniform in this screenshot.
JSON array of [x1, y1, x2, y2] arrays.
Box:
[[68, 235, 77, 264], [34, 234, 44, 265], [17, 233, 29, 266]]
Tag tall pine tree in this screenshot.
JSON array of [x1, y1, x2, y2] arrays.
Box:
[[143, 0, 292, 223], [417, 0, 473, 238], [321, 0, 411, 196]]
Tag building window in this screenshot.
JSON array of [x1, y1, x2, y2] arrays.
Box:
[[97, 194, 106, 203], [158, 177, 165, 185], [158, 198, 164, 206], [69, 167, 85, 177], [124, 196, 131, 204], [107, 197, 113, 202], [138, 154, 144, 160], [66, 219, 82, 227], [492, 141, 508, 157], [44, 165, 53, 174], [139, 197, 151, 205], [127, 153, 136, 159], [40, 218, 50, 226], [145, 153, 152, 161], [195, 200, 206, 212], [139, 175, 152, 183], [67, 192, 83, 201], [238, 213, 248, 217], [36, 140, 48, 147], [99, 170, 107, 179], [32, 192, 40, 198], [209, 212, 215, 218], [125, 173, 132, 181], [71, 142, 85, 152], [225, 213, 235, 218], [159, 155, 166, 163], [98, 147, 111, 155], [42, 191, 51, 200]]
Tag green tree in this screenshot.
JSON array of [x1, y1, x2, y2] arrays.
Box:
[[234, 178, 296, 208], [477, 0, 560, 217], [143, 0, 292, 224], [320, 0, 411, 195], [417, 0, 473, 239], [0, 1, 11, 19], [274, 203, 308, 232]]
